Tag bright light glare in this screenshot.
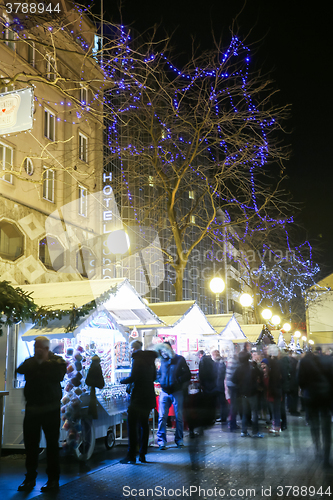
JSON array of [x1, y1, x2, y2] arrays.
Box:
[[262, 309, 272, 320], [294, 331, 301, 338], [210, 277, 225, 294], [240, 293, 253, 307], [271, 315, 281, 326], [283, 323, 291, 332]]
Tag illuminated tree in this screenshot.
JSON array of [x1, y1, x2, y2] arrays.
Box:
[[105, 31, 290, 300]]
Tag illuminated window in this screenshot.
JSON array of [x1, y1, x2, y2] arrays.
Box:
[[44, 108, 55, 141], [78, 185, 88, 216], [79, 133, 88, 162], [43, 167, 55, 202], [0, 142, 13, 183], [189, 191, 195, 199], [148, 175, 154, 187], [190, 215, 196, 224], [39, 236, 64, 271], [0, 220, 24, 261]]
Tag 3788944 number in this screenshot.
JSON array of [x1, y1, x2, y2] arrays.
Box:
[[5, 3, 61, 14], [277, 486, 331, 496]]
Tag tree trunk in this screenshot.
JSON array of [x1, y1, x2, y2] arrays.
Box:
[[174, 262, 187, 301]]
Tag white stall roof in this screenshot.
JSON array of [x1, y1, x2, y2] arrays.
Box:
[[16, 278, 162, 327], [206, 313, 242, 331], [154, 302, 216, 336], [21, 306, 121, 341], [219, 315, 248, 341]]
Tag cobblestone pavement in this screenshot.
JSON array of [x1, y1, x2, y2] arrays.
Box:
[[2, 415, 333, 500]]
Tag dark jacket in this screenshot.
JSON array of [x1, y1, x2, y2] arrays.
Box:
[[158, 353, 191, 395], [232, 351, 261, 397], [16, 352, 66, 412], [121, 350, 158, 409], [199, 354, 218, 395], [298, 352, 333, 406]]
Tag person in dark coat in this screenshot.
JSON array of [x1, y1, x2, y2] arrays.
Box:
[[197, 350, 219, 427], [232, 350, 264, 438], [85, 355, 105, 419], [211, 350, 228, 424], [156, 342, 191, 449], [16, 336, 66, 492], [298, 346, 333, 468], [120, 340, 157, 463]]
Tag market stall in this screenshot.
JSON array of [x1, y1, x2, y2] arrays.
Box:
[[2, 278, 162, 459]]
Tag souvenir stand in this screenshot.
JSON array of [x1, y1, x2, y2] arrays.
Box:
[[1, 279, 162, 460]]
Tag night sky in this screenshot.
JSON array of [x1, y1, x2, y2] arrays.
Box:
[[101, 0, 333, 277]]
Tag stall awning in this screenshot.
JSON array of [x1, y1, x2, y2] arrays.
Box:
[[16, 278, 162, 327], [21, 305, 121, 341]]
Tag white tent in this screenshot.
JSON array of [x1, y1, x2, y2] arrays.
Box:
[[219, 314, 248, 342]]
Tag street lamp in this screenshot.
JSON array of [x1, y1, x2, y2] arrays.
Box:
[[107, 229, 130, 278], [283, 323, 291, 332], [294, 330, 301, 338], [210, 277, 225, 314], [271, 315, 281, 326], [240, 293, 253, 324], [262, 309, 272, 321]]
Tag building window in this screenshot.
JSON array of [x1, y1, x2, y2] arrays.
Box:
[[189, 190, 195, 199], [0, 142, 13, 183], [0, 220, 24, 261], [76, 246, 96, 278], [190, 215, 196, 224], [148, 175, 154, 187], [24, 157, 34, 176], [80, 85, 88, 105], [46, 54, 56, 81], [78, 185, 88, 216], [27, 41, 35, 67], [79, 133, 88, 162], [39, 236, 64, 271], [44, 108, 55, 141], [4, 25, 15, 51], [43, 167, 55, 202]]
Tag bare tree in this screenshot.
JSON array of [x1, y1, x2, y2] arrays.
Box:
[[106, 32, 290, 300]]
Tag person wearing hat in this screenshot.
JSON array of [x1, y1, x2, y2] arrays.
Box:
[[119, 340, 158, 463], [16, 336, 66, 492]]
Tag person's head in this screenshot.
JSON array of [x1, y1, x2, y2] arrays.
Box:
[[156, 342, 175, 359], [211, 349, 221, 361], [130, 340, 143, 354], [34, 336, 50, 362], [261, 358, 269, 375], [314, 346, 322, 356], [197, 349, 205, 360], [243, 342, 252, 353]]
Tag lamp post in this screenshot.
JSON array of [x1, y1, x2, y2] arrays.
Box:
[[107, 229, 130, 278], [240, 293, 253, 324], [210, 277, 225, 314], [262, 309, 273, 321], [271, 315, 281, 327]]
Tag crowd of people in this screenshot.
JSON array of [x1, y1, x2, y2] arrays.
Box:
[[16, 336, 333, 493], [120, 340, 333, 469]]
